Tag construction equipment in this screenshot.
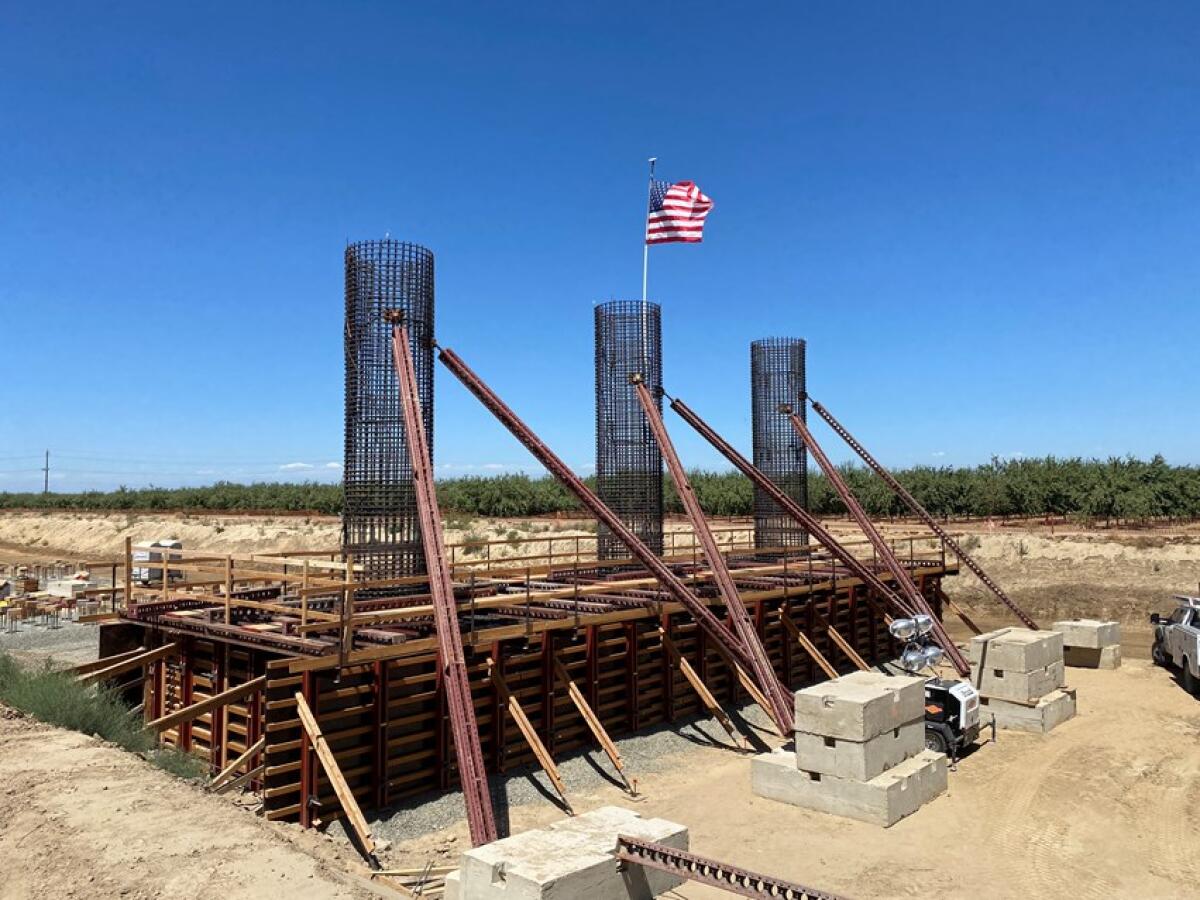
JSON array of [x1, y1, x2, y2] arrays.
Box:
[[809, 398, 1039, 630], [922, 677, 984, 760]]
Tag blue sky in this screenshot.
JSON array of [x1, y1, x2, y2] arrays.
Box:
[[2, 2, 1197, 492]]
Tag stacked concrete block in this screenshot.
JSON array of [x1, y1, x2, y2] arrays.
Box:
[[751, 671, 946, 827], [444, 806, 688, 900], [970, 627, 1075, 733], [1052, 619, 1122, 669]]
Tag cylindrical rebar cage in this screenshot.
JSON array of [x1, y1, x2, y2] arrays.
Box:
[[751, 337, 808, 548], [343, 240, 435, 580], [595, 300, 664, 559]]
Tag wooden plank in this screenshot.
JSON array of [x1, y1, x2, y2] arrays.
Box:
[[658, 629, 745, 750], [70, 646, 146, 676], [781, 612, 839, 681], [294, 692, 378, 862], [208, 736, 266, 792], [489, 658, 573, 814], [812, 610, 870, 671], [147, 676, 266, 733], [78, 643, 178, 684], [214, 764, 265, 797], [552, 655, 631, 792], [937, 586, 983, 636]]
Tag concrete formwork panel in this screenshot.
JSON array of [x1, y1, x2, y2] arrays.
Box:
[[793, 671, 925, 742], [752, 748, 947, 828], [975, 660, 1066, 703], [1052, 619, 1121, 651], [1063, 644, 1122, 669], [794, 719, 924, 781], [968, 628, 1063, 673], [980, 688, 1077, 733]]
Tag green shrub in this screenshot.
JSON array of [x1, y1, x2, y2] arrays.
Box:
[[0, 653, 152, 753]]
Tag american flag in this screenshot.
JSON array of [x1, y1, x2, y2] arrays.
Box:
[[646, 179, 714, 245]]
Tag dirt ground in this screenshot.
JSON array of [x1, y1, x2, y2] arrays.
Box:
[[2, 511, 1199, 898], [0, 709, 386, 900], [3, 661, 1195, 899]]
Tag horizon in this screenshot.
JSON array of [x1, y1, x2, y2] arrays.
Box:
[[3, 3, 1198, 493]]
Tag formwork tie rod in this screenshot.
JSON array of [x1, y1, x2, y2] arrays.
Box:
[[667, 397, 918, 620], [633, 378, 793, 735], [391, 321, 498, 847], [784, 410, 971, 677], [616, 835, 847, 900], [809, 398, 1040, 631], [435, 345, 762, 679]]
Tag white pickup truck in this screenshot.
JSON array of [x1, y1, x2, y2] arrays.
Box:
[[1151, 596, 1200, 694]]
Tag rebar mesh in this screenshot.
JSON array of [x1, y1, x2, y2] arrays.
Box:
[[343, 240, 435, 580], [751, 338, 808, 548], [595, 300, 664, 558]]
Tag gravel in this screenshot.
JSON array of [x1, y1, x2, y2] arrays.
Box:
[[368, 700, 779, 845], [0, 617, 101, 667]]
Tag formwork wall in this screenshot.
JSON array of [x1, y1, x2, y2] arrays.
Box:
[[595, 300, 663, 558], [343, 239, 435, 580], [751, 338, 809, 548], [255, 578, 945, 824]]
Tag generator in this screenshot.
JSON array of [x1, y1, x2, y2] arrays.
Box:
[[923, 677, 984, 759]]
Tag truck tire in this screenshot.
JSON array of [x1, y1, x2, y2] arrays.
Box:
[[1152, 639, 1169, 668], [1184, 659, 1197, 696], [924, 726, 950, 755]]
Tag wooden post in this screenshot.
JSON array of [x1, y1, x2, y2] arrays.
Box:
[[659, 628, 746, 751], [124, 536, 134, 612], [294, 692, 378, 865], [781, 612, 839, 681], [301, 560, 310, 627], [224, 556, 233, 625], [488, 659, 573, 814], [552, 654, 632, 792]]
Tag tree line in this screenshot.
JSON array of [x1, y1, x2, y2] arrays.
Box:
[[1, 456, 1197, 524]]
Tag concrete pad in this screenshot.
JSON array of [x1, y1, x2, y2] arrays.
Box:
[[1052, 619, 1121, 650], [976, 661, 1065, 703], [980, 688, 1077, 734], [752, 748, 947, 828], [1063, 644, 1122, 669], [794, 719, 924, 781], [794, 671, 925, 742], [969, 628, 1063, 673], [455, 806, 688, 900]]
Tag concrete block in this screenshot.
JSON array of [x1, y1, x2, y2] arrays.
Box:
[[794, 719, 924, 781], [752, 748, 947, 828], [969, 628, 1062, 673], [1052, 619, 1121, 650], [981, 688, 1076, 734], [455, 806, 687, 900], [793, 671, 925, 742], [1063, 644, 1121, 669], [445, 869, 461, 900], [976, 661, 1065, 703]]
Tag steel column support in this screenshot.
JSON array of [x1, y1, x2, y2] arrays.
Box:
[[616, 835, 845, 900], [633, 380, 792, 734], [785, 411, 970, 676], [810, 399, 1039, 630], [668, 397, 916, 619], [391, 321, 497, 846], [436, 346, 760, 676]]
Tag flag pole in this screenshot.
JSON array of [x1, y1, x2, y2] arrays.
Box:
[[641, 158, 656, 376], [641, 157, 656, 302]]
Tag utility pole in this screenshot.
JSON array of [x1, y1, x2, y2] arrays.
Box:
[[43, 450, 49, 494]]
